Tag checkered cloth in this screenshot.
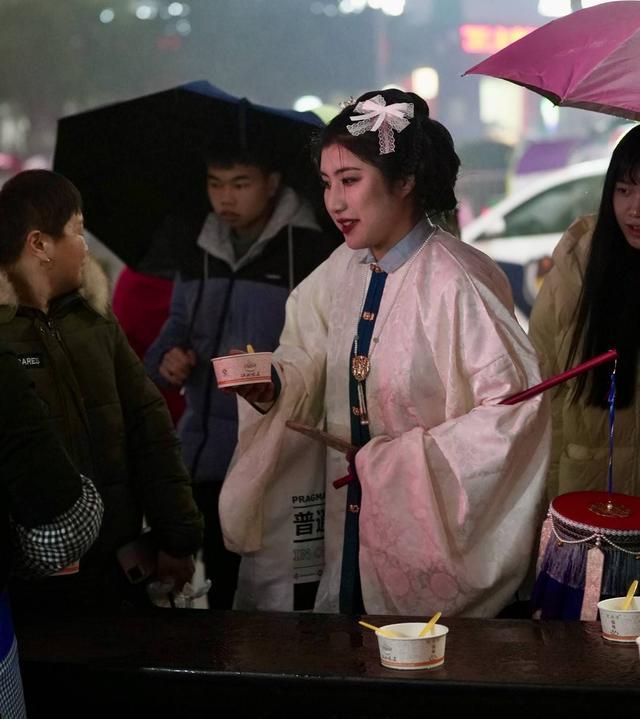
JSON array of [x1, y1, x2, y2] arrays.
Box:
[[11, 476, 103, 578], [0, 637, 26, 719]]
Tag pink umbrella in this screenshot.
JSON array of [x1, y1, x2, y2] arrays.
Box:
[[464, 1, 640, 122]]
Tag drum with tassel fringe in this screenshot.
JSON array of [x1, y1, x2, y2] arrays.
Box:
[[531, 490, 640, 620]]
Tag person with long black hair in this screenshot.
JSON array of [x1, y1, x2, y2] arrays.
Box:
[[529, 125, 640, 502]]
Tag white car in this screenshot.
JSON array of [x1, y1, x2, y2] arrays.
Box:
[[461, 159, 608, 326]]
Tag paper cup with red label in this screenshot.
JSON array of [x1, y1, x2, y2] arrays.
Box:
[[211, 352, 272, 389], [376, 622, 449, 670], [598, 597, 640, 643]]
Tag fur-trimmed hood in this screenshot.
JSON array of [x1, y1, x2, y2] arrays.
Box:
[[0, 253, 204, 573], [0, 255, 111, 321], [78, 255, 111, 317]]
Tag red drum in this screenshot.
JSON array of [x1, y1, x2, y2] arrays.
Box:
[[531, 491, 640, 620]]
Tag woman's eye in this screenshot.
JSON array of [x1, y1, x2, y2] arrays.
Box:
[[342, 177, 358, 186], [616, 185, 630, 195]]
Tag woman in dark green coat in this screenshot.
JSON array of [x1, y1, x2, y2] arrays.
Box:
[[0, 170, 203, 615]]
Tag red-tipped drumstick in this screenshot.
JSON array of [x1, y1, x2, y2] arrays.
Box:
[[499, 349, 618, 405], [290, 349, 620, 490]]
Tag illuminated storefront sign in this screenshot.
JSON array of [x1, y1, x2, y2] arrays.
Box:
[[460, 24, 537, 54]]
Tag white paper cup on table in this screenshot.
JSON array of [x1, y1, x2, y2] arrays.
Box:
[[597, 597, 640, 642], [211, 352, 272, 389], [376, 622, 449, 670]]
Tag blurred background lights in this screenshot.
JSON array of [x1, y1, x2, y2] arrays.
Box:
[[312, 1, 388, 16], [379, 0, 405, 16], [176, 18, 191, 35], [411, 67, 439, 101], [313, 104, 340, 122], [540, 98, 560, 132], [479, 77, 524, 145], [99, 8, 115, 23], [135, 4, 158, 21], [537, 0, 571, 17], [538, 0, 624, 18], [338, 0, 367, 13], [293, 95, 323, 112], [167, 3, 184, 16]]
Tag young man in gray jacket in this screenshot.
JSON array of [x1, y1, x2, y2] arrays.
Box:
[[145, 143, 339, 609]]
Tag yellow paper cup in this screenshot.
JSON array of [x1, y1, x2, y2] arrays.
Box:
[[376, 622, 448, 670]]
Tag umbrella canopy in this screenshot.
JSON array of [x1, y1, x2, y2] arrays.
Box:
[[464, 1, 640, 122], [53, 81, 325, 270]]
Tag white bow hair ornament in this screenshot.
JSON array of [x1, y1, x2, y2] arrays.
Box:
[[346, 95, 414, 155]]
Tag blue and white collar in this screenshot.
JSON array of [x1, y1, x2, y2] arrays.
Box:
[[359, 216, 434, 273]]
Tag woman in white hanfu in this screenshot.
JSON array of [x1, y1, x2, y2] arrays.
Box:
[[220, 89, 550, 618]]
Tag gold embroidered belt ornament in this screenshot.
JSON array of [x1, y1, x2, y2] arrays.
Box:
[[351, 354, 370, 382], [351, 351, 370, 425]]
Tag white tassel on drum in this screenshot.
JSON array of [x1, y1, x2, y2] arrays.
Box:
[[580, 544, 605, 621]]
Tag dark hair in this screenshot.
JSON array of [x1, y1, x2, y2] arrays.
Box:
[[314, 88, 460, 215], [566, 124, 640, 408], [204, 141, 279, 176], [0, 170, 82, 266]]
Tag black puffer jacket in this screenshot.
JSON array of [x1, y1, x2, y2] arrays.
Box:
[[0, 343, 84, 592], [0, 259, 203, 609]]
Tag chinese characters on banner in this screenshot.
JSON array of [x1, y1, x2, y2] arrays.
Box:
[[291, 492, 325, 588]]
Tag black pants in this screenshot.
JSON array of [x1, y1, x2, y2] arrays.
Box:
[[192, 482, 241, 610]]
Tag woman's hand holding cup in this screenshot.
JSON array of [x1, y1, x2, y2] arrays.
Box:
[[221, 348, 275, 403]]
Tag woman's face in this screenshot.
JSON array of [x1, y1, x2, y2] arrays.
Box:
[[320, 143, 416, 259], [613, 174, 640, 250], [48, 212, 88, 294]]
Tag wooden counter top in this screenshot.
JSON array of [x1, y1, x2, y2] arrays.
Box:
[[16, 609, 640, 717]]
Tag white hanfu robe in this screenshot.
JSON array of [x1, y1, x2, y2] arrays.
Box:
[[220, 227, 550, 617]]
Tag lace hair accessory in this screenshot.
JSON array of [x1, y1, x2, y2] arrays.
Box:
[[346, 94, 414, 154]]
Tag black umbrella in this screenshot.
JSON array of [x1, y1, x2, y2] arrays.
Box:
[[53, 81, 325, 270]]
